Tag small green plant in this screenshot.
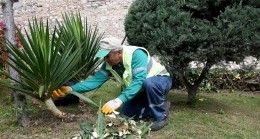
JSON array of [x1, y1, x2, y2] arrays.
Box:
[[218, 108, 225, 114]]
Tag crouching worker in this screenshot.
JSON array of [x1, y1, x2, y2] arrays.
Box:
[[52, 36, 172, 131]]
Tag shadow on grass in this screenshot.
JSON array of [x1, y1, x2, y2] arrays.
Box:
[[166, 89, 238, 115]]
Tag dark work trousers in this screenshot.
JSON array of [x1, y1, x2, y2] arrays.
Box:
[[120, 75, 172, 121]]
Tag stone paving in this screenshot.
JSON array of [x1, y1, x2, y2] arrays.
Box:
[[1, 0, 134, 39]]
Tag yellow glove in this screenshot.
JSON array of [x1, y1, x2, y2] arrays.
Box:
[[102, 98, 123, 114], [51, 86, 72, 99]]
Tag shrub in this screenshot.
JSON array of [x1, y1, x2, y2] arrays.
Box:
[[125, 0, 260, 102]]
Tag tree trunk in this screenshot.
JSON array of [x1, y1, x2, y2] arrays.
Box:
[[45, 98, 66, 119], [187, 85, 198, 106], [2, 0, 29, 127], [182, 62, 212, 105]]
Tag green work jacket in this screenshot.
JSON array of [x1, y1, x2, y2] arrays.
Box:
[[106, 46, 169, 88]]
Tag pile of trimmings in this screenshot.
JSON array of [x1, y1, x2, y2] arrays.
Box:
[[73, 111, 152, 139]]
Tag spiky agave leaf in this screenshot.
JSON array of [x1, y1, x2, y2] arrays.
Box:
[[96, 101, 104, 139], [56, 12, 103, 82], [67, 91, 98, 107], [0, 18, 83, 101]]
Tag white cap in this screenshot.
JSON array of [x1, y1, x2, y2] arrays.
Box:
[[96, 36, 122, 58]]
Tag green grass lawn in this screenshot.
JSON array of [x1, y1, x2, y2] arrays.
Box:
[[0, 80, 259, 139], [159, 90, 260, 139]]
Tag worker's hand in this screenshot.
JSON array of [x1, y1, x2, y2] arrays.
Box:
[[102, 98, 122, 114], [51, 86, 72, 99]]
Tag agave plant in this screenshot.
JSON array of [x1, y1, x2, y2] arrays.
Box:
[[0, 18, 95, 118], [56, 12, 103, 82]]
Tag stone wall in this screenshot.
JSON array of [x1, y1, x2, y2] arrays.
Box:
[[1, 0, 259, 69], [1, 0, 134, 40]]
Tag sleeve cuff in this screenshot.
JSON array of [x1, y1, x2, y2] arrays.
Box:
[[118, 95, 127, 103]]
